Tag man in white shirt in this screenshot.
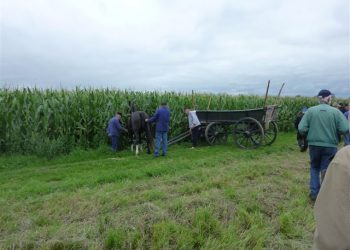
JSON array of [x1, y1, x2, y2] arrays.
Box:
[[184, 107, 201, 148]]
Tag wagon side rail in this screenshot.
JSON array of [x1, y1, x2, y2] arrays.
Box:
[[263, 105, 279, 124], [196, 108, 266, 124], [262, 105, 279, 146]]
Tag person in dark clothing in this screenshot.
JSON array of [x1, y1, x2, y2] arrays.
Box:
[[294, 107, 308, 152], [184, 107, 201, 148], [338, 102, 347, 114], [146, 102, 170, 157], [106, 112, 128, 151]]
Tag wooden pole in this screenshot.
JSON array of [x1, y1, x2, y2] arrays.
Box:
[[270, 82, 285, 122], [263, 80, 270, 107], [277, 82, 285, 98]]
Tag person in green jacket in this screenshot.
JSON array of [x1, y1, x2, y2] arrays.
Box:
[[298, 89, 349, 201]]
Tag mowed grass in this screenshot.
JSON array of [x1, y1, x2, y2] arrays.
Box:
[[0, 133, 314, 249]]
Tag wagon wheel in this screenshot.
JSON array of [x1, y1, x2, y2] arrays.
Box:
[[263, 121, 278, 146], [205, 122, 228, 145], [233, 117, 264, 149]]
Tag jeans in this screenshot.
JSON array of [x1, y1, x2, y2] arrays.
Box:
[[155, 131, 168, 156], [309, 145, 337, 199], [109, 135, 119, 151], [344, 132, 350, 146]]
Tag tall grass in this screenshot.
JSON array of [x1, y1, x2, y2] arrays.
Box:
[[0, 134, 315, 249], [0, 88, 347, 156]]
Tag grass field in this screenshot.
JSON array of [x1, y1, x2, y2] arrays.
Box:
[[0, 133, 315, 249]]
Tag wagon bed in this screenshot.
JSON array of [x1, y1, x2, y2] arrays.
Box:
[[196, 108, 265, 124], [169, 105, 278, 149]]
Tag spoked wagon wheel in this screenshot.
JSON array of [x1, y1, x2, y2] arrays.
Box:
[[205, 122, 228, 145], [233, 117, 264, 149], [262, 121, 278, 146]]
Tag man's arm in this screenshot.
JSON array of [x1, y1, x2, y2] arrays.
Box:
[[336, 111, 349, 134], [188, 112, 194, 128], [189, 111, 200, 129], [147, 110, 159, 123], [115, 119, 128, 133], [298, 112, 310, 134]]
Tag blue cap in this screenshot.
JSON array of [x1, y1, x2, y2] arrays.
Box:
[[318, 89, 333, 98]]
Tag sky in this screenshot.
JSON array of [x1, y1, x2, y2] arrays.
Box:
[[0, 0, 349, 97]]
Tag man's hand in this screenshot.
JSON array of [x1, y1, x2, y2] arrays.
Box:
[[145, 119, 148, 122]]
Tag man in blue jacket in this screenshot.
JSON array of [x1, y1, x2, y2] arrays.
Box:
[[107, 112, 128, 151], [146, 102, 170, 157]]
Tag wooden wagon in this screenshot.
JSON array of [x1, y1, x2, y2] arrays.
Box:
[[196, 105, 278, 149]]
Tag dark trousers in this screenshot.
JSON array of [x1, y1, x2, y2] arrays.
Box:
[[309, 145, 337, 199], [191, 126, 200, 147], [344, 132, 350, 146], [297, 132, 308, 152], [110, 135, 119, 151]]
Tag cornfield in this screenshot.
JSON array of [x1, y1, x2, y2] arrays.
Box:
[[0, 88, 347, 157]]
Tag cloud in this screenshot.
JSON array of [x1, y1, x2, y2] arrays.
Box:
[[0, 0, 349, 97]]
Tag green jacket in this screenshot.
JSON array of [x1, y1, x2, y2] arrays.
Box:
[[298, 104, 349, 147]]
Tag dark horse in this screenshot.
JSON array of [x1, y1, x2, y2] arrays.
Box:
[[128, 102, 153, 155]]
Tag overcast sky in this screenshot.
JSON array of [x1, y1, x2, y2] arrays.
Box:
[[0, 0, 349, 97]]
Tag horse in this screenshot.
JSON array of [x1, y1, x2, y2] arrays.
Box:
[[128, 102, 153, 155]]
